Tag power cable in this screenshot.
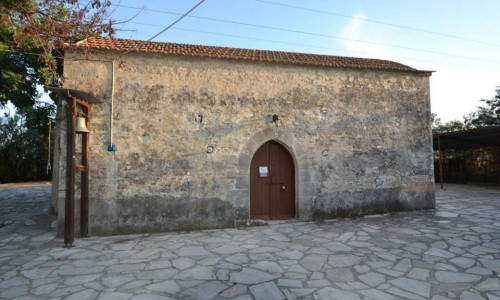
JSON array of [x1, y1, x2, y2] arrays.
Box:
[[129, 22, 354, 53], [0, 28, 494, 69], [118, 25, 481, 69], [118, 0, 205, 57], [252, 0, 500, 48], [169, 27, 461, 67], [111, 4, 500, 64], [105, 0, 205, 152], [146, 0, 205, 42]]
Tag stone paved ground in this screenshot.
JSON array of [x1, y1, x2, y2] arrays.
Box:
[[0, 182, 54, 238], [1, 183, 500, 300]]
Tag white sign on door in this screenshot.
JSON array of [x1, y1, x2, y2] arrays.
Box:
[[259, 166, 268, 177]]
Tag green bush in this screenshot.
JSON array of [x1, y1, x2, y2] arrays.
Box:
[[0, 103, 55, 183]]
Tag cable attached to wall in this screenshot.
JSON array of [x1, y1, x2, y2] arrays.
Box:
[[106, 0, 206, 152], [108, 59, 117, 152], [47, 118, 52, 174]]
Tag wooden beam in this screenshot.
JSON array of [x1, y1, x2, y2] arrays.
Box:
[[49, 87, 102, 104], [75, 165, 86, 172], [75, 98, 90, 109], [64, 99, 76, 247], [497, 147, 500, 185], [437, 134, 444, 189], [80, 106, 90, 238]]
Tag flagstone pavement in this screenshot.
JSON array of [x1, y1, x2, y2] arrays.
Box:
[[1, 183, 500, 300]]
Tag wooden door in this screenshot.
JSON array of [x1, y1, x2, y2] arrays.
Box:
[[250, 141, 295, 220]]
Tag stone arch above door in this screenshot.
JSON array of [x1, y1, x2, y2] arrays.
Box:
[[228, 127, 314, 225]]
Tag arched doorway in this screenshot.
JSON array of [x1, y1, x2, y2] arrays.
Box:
[[250, 140, 296, 220]]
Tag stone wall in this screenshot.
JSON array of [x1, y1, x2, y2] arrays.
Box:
[[57, 50, 435, 235]]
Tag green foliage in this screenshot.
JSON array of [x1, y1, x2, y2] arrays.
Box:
[[0, 103, 56, 183], [0, 44, 42, 108], [0, 0, 114, 182], [433, 86, 500, 133], [0, 0, 114, 109], [466, 86, 500, 127], [432, 113, 468, 133], [432, 87, 500, 185]]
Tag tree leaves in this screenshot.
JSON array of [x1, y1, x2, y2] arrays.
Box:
[[433, 86, 500, 133], [0, 102, 55, 182], [0, 0, 114, 109], [466, 87, 500, 127]]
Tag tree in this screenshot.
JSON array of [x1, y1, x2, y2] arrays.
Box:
[[466, 86, 500, 127], [433, 86, 500, 133], [432, 113, 467, 134], [0, 102, 56, 182], [0, 0, 114, 109]]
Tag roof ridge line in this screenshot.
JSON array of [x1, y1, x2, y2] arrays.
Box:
[[71, 37, 434, 75]]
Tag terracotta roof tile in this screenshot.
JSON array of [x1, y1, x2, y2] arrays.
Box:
[[73, 37, 431, 74]]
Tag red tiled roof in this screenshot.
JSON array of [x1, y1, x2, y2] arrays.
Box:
[[73, 37, 431, 74]]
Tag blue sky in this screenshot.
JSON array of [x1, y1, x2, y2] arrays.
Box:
[[108, 0, 500, 122]]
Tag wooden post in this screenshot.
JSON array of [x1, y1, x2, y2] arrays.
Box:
[[64, 99, 76, 247], [497, 147, 500, 185], [437, 134, 444, 189], [80, 105, 89, 238]]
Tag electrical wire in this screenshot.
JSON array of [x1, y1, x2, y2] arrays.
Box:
[[117, 0, 205, 57], [105, 0, 205, 150], [146, 0, 205, 42], [111, 5, 500, 64], [46, 119, 52, 175], [130, 22, 354, 53], [167, 27, 470, 68], [0, 29, 490, 70], [0, 27, 495, 69], [251, 0, 500, 48], [108, 25, 483, 70]]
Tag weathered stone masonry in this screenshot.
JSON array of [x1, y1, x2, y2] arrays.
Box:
[[54, 40, 435, 235]]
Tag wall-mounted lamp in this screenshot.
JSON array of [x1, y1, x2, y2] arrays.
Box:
[[319, 107, 328, 121], [272, 114, 281, 127]]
